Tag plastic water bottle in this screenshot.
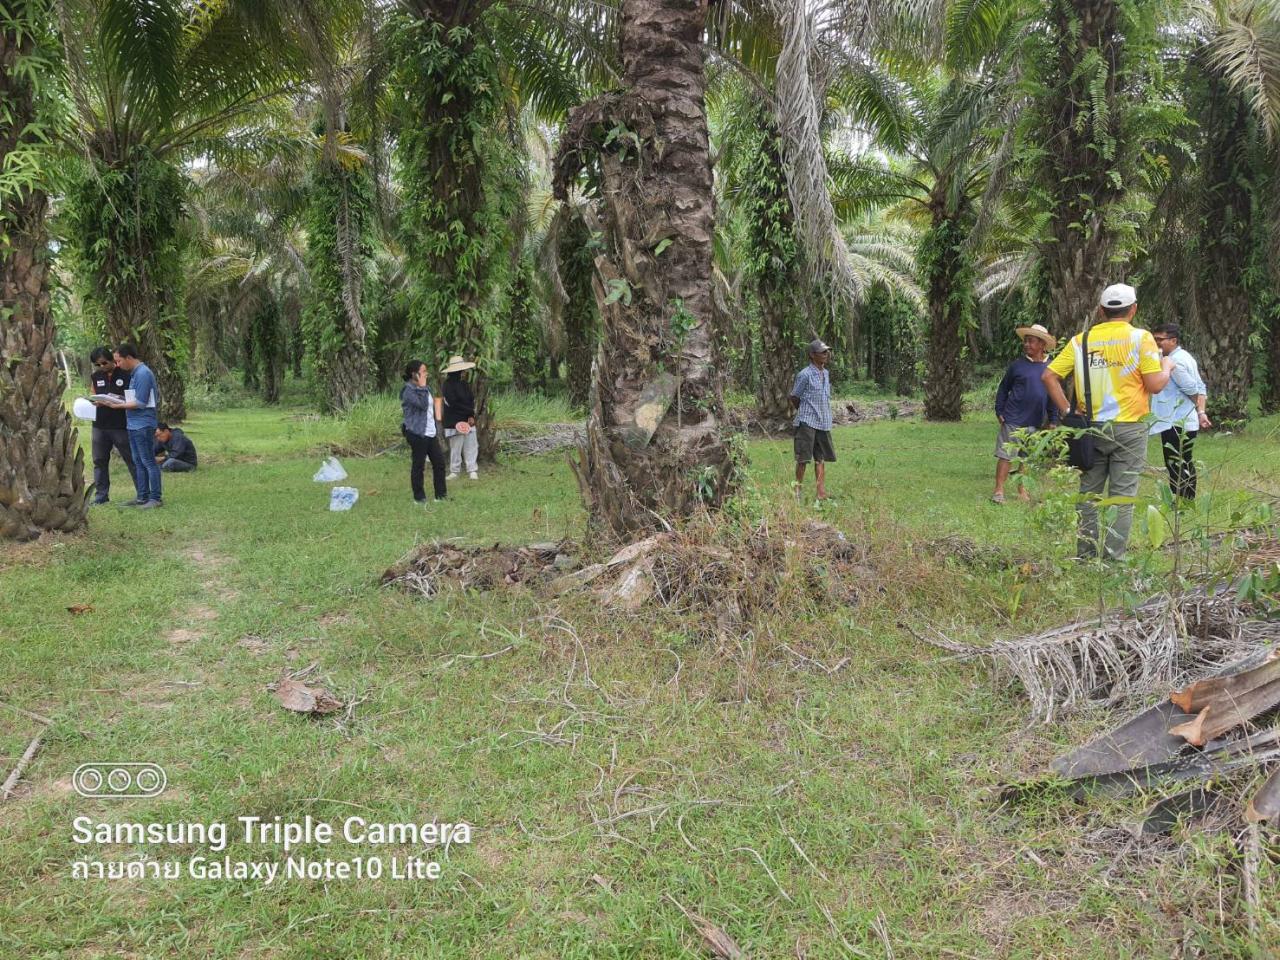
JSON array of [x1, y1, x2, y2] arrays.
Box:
[[329, 486, 358, 512]]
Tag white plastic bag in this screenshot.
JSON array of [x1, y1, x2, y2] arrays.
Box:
[[313, 456, 347, 482], [329, 486, 358, 512], [72, 398, 98, 421]]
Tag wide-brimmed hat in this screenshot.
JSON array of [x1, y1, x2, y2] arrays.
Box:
[[441, 355, 477, 374], [1015, 324, 1056, 349]]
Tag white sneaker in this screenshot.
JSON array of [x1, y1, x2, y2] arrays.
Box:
[[468, 472, 478, 480], [445, 473, 458, 481]]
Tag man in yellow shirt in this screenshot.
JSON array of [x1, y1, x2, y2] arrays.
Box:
[[1042, 284, 1175, 560]]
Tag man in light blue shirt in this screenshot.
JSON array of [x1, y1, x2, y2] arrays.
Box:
[[789, 339, 835, 501], [104, 343, 163, 508], [1149, 324, 1211, 500]]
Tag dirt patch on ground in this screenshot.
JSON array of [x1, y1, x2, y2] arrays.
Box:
[[184, 544, 229, 572], [0, 530, 83, 572], [237, 634, 270, 655]]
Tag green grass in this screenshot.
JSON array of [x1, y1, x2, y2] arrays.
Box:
[[1, 403, 1278, 958]]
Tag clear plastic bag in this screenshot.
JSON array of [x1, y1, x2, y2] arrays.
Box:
[[328, 486, 359, 512], [313, 456, 348, 482]]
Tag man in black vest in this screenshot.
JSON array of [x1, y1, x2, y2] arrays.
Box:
[[88, 346, 136, 505]]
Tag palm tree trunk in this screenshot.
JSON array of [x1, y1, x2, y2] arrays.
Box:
[[1198, 287, 1253, 421], [103, 274, 189, 422], [756, 294, 794, 422], [1, 6, 88, 540], [303, 158, 373, 413], [1040, 0, 1125, 335], [1192, 75, 1257, 422], [558, 207, 597, 413], [1264, 303, 1280, 415], [921, 213, 972, 421], [555, 0, 736, 536]]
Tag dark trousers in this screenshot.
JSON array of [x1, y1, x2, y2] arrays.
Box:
[[1160, 427, 1198, 500], [91, 427, 136, 503], [403, 427, 447, 501], [127, 428, 162, 502]]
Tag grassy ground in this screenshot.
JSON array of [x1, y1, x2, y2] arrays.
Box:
[[1, 399, 1278, 959]]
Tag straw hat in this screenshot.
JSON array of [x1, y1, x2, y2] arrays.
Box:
[[1015, 324, 1056, 349], [441, 355, 477, 374]]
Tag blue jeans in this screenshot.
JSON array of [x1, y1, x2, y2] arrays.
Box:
[[128, 429, 163, 502], [160, 458, 196, 472]]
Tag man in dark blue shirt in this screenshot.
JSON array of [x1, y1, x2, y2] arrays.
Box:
[[154, 424, 197, 472], [992, 324, 1057, 503]]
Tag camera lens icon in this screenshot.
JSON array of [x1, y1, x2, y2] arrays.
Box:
[[73, 763, 167, 799]]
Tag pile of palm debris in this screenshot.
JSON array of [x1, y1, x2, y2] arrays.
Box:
[[382, 516, 871, 633], [381, 541, 578, 599], [925, 591, 1269, 722]]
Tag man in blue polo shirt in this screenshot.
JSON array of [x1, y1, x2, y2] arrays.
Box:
[[105, 342, 163, 509], [789, 339, 835, 502], [992, 323, 1058, 503]]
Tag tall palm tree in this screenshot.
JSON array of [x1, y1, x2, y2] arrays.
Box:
[[1146, 41, 1267, 422], [283, 0, 381, 412], [832, 59, 1004, 420], [555, 0, 736, 535], [57, 0, 296, 420], [1, 0, 88, 540], [1020, 0, 1173, 334], [391, 0, 611, 458]]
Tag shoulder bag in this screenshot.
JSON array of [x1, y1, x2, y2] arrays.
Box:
[[1060, 328, 1096, 470]]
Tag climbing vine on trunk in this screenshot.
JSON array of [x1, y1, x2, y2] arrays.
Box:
[[723, 102, 806, 423], [302, 156, 374, 413], [505, 253, 543, 392], [391, 13, 518, 463], [65, 148, 189, 420]]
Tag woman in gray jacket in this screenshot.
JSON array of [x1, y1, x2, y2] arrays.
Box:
[[401, 360, 447, 503]]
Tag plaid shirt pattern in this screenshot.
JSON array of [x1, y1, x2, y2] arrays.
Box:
[[790, 364, 833, 430]]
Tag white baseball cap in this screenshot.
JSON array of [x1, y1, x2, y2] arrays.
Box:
[[1099, 283, 1137, 309]]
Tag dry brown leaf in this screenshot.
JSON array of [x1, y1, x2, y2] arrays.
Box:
[[591, 874, 613, 893], [695, 916, 744, 959], [273, 678, 343, 715], [1168, 706, 1211, 747], [66, 604, 95, 615], [1245, 767, 1280, 823]]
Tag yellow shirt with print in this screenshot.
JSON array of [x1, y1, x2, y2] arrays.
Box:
[[1047, 320, 1163, 423]]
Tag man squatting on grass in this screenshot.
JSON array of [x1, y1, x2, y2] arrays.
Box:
[[154, 424, 198, 473], [992, 323, 1058, 504], [1149, 323, 1211, 500], [87, 346, 136, 506], [95, 343, 164, 509], [790, 339, 835, 501], [1042, 284, 1174, 560]]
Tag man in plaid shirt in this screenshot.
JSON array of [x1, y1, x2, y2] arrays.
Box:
[[789, 339, 835, 501]]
